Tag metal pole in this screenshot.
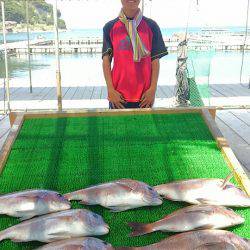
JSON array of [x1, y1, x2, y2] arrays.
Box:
[[1, 1, 10, 112], [53, 0, 62, 111], [240, 0, 249, 84], [26, 0, 32, 93]]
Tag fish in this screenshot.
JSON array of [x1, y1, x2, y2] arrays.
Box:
[[128, 204, 244, 236], [0, 209, 109, 243], [0, 189, 71, 220], [35, 237, 114, 250], [116, 230, 250, 250], [64, 179, 162, 212], [154, 178, 250, 207]]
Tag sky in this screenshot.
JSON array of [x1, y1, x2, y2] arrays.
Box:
[[46, 0, 249, 29]]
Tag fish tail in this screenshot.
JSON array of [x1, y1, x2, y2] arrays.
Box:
[[128, 222, 152, 237]]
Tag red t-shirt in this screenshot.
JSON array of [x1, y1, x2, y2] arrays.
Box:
[[102, 16, 168, 102]]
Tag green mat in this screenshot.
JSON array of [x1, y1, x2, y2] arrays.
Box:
[[0, 113, 249, 249]]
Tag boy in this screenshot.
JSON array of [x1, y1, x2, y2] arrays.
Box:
[[102, 0, 168, 109]]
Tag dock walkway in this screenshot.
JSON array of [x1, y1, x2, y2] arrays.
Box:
[[1, 37, 249, 54], [0, 83, 249, 110]]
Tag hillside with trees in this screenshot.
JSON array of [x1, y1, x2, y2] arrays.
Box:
[[0, 0, 66, 30]]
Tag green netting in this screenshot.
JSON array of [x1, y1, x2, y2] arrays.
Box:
[[187, 48, 215, 106], [189, 77, 204, 107], [0, 113, 249, 249]]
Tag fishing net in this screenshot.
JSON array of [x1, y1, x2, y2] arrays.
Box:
[[187, 47, 215, 107]]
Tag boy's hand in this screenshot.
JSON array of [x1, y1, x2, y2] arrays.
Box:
[[140, 87, 156, 108], [108, 88, 125, 109]]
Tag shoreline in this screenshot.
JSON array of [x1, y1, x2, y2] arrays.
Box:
[[0, 29, 67, 35]]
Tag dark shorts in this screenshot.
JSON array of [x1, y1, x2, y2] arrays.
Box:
[[109, 102, 140, 109]]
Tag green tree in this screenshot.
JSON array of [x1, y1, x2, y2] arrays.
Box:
[[0, 0, 66, 29]]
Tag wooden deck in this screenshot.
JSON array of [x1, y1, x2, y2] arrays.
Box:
[[0, 83, 249, 111], [1, 109, 250, 177]]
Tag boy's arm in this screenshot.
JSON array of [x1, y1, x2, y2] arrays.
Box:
[[140, 59, 159, 108], [102, 55, 125, 109]]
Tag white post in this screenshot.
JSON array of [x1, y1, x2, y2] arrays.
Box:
[[53, 0, 62, 111], [26, 0, 32, 93], [1, 1, 10, 111]]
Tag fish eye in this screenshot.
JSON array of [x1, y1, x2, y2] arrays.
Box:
[[148, 187, 153, 191]]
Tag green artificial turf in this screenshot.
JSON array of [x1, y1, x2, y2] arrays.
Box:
[[0, 113, 249, 249]]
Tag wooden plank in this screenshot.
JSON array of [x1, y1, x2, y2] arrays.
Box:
[[0, 114, 24, 174], [82, 86, 94, 100], [71, 87, 80, 100], [42, 87, 57, 100], [10, 87, 22, 95], [156, 86, 172, 98], [209, 86, 225, 97], [224, 84, 250, 97], [101, 87, 108, 99], [210, 85, 230, 97], [157, 86, 167, 98], [63, 87, 78, 100], [9, 87, 29, 100], [9, 112, 17, 127], [62, 87, 70, 98], [208, 108, 216, 119], [0, 129, 10, 152], [29, 87, 46, 100], [0, 115, 10, 138], [201, 109, 250, 195], [217, 111, 250, 144], [216, 115, 250, 174], [91, 86, 102, 100], [72, 87, 85, 100], [201, 109, 228, 148], [230, 109, 250, 126], [22, 107, 202, 120], [38, 87, 54, 101]]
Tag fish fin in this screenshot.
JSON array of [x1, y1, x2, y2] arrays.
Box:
[[193, 224, 215, 230], [128, 222, 152, 237], [107, 206, 130, 212], [47, 231, 70, 238], [47, 233, 71, 242], [196, 198, 212, 204], [221, 172, 234, 189], [184, 209, 213, 215], [115, 181, 134, 192]]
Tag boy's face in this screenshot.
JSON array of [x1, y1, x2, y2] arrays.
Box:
[[121, 0, 141, 11]]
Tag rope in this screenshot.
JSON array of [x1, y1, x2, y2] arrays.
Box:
[[239, 0, 250, 86]]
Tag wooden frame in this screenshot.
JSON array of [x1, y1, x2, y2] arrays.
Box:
[[1, 107, 250, 196]]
